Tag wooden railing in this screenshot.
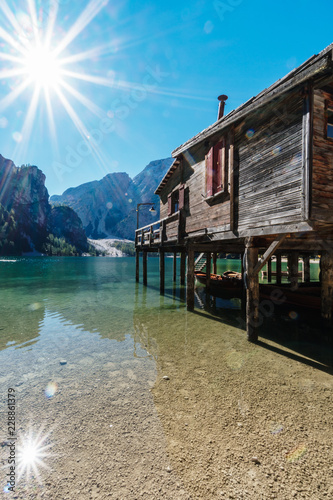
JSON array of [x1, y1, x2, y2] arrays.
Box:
[[135, 210, 185, 247]]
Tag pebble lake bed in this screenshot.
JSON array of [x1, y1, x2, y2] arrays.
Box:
[[0, 257, 332, 499]]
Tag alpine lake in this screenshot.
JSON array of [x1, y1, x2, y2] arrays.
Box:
[[0, 256, 332, 499]]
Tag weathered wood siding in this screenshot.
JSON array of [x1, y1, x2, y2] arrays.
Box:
[[184, 160, 230, 234], [159, 166, 181, 220], [159, 146, 231, 238], [312, 86, 333, 222], [236, 92, 304, 230]]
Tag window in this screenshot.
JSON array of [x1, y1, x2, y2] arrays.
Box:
[[206, 136, 229, 197], [167, 185, 185, 215], [327, 108, 333, 139]]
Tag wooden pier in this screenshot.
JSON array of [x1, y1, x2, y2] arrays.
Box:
[[135, 44, 333, 342]]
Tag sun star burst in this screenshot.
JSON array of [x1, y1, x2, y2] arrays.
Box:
[[16, 427, 54, 484], [22, 44, 63, 90], [0, 0, 113, 166]]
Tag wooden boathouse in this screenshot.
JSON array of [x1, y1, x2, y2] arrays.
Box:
[[135, 43, 333, 342]]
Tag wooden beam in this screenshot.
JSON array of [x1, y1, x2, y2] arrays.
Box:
[[135, 249, 139, 283], [229, 127, 235, 232], [276, 254, 282, 285], [288, 252, 299, 290], [213, 253, 217, 274], [173, 251, 177, 282], [303, 255, 311, 283], [206, 252, 211, 290], [159, 249, 165, 295], [180, 251, 186, 286], [253, 234, 287, 274], [187, 247, 195, 310], [320, 252, 333, 327], [267, 258, 272, 283], [143, 250, 147, 286], [302, 89, 311, 220], [160, 220, 166, 244], [245, 245, 259, 342]]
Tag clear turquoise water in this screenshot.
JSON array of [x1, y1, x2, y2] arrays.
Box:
[[0, 256, 331, 497], [0, 255, 325, 357]]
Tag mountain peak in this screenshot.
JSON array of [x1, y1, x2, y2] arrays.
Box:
[[50, 158, 173, 240]]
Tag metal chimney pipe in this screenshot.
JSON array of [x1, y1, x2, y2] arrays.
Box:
[[217, 94, 228, 120]]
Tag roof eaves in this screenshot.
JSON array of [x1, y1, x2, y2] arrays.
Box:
[[155, 157, 181, 195], [172, 43, 333, 157]]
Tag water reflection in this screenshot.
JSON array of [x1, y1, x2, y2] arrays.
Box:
[[0, 257, 138, 351]]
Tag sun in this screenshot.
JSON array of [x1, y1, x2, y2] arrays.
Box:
[[0, 0, 115, 165], [22, 45, 62, 90]]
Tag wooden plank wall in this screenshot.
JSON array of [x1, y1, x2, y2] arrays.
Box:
[[312, 86, 333, 222], [182, 160, 230, 234], [159, 145, 231, 235], [236, 91, 304, 230], [159, 167, 182, 220]]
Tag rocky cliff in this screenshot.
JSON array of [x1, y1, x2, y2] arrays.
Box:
[[0, 154, 88, 255], [51, 158, 173, 240]]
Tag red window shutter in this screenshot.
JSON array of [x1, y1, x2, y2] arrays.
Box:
[[167, 193, 172, 215], [206, 147, 214, 197], [179, 185, 185, 209]]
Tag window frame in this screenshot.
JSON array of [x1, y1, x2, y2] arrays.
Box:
[[167, 185, 185, 216], [205, 134, 229, 200], [326, 107, 333, 141]]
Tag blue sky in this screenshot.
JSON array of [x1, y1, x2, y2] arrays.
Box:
[[0, 0, 332, 195]]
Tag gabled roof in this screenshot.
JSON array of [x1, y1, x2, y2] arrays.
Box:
[[155, 42, 333, 196]]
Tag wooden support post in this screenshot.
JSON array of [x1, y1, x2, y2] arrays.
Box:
[[180, 251, 186, 286], [276, 254, 282, 285], [245, 244, 259, 342], [320, 252, 333, 331], [267, 258, 272, 283], [143, 251, 147, 286], [288, 252, 299, 290], [187, 247, 195, 310], [206, 252, 211, 290], [173, 251, 177, 282], [241, 252, 246, 317], [213, 253, 217, 274], [159, 249, 165, 295], [303, 255, 311, 283], [135, 249, 140, 282]]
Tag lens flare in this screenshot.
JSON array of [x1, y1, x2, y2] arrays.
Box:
[[0, 116, 8, 128], [225, 350, 244, 370], [17, 428, 53, 483], [289, 311, 298, 320], [272, 146, 281, 156], [245, 129, 255, 139], [45, 382, 58, 399], [286, 444, 307, 462], [270, 423, 284, 435], [28, 302, 42, 311], [12, 131, 22, 143]]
